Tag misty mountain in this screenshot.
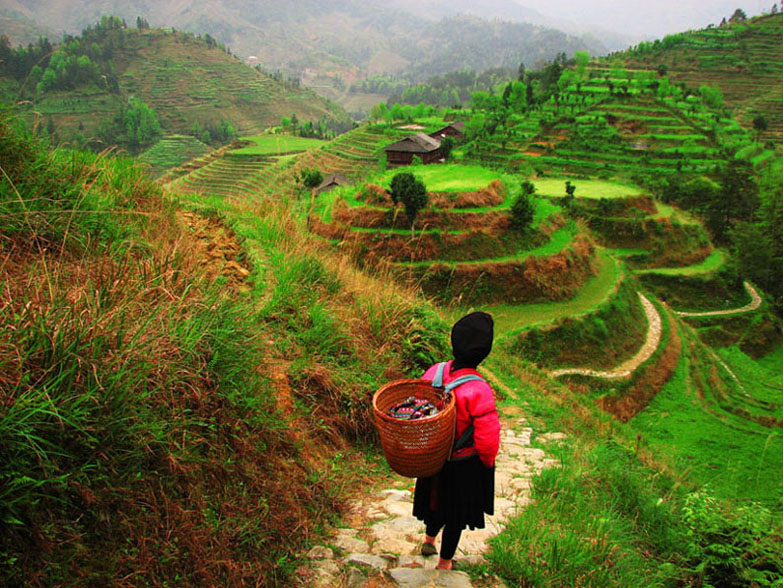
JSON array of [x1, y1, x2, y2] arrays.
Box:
[[390, 0, 546, 22]]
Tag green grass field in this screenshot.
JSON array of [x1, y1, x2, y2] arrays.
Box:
[[312, 171, 560, 222], [232, 135, 326, 155], [631, 337, 783, 507], [635, 249, 727, 276], [533, 178, 645, 199], [718, 346, 783, 406]]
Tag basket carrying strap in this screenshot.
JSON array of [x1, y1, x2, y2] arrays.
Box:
[[431, 363, 485, 456]]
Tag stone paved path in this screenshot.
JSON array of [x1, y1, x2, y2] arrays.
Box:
[[299, 421, 564, 587], [548, 283, 763, 382], [550, 292, 661, 380], [674, 281, 761, 317]]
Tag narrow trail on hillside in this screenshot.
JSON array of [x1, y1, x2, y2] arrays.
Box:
[[299, 416, 565, 588], [673, 281, 762, 317], [550, 292, 662, 380]]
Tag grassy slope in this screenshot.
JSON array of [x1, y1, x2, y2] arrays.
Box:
[[4, 91, 783, 587], [635, 248, 727, 276], [0, 115, 450, 585], [158, 110, 783, 584], [485, 349, 783, 588]]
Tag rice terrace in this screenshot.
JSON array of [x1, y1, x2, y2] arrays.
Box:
[[1, 3, 783, 587]]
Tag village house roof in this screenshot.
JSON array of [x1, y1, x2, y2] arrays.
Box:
[[314, 173, 349, 194], [383, 133, 442, 154], [433, 122, 465, 135]]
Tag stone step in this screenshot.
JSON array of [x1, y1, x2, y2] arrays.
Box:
[[388, 567, 474, 588]]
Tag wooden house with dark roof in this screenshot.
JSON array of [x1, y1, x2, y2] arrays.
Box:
[[383, 133, 442, 167], [429, 122, 465, 141], [314, 173, 349, 195]]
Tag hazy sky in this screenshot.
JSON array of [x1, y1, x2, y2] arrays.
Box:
[[512, 0, 773, 39]]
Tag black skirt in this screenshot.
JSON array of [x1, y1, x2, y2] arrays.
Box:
[[412, 455, 495, 531]]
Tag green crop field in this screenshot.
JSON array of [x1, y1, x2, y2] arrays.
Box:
[[400, 220, 577, 268], [379, 164, 507, 192], [233, 135, 327, 155], [138, 135, 211, 176], [533, 178, 645, 199]]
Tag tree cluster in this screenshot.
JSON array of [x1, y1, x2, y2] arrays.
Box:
[[190, 120, 236, 147], [279, 113, 342, 140], [0, 18, 126, 98], [98, 97, 161, 152], [369, 103, 438, 126], [731, 165, 783, 309], [659, 161, 759, 244], [297, 168, 324, 191], [384, 68, 513, 109]]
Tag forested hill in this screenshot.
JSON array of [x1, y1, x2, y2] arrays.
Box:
[[0, 19, 353, 152], [612, 11, 783, 145]]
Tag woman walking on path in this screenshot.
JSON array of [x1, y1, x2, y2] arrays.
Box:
[[413, 312, 501, 570]]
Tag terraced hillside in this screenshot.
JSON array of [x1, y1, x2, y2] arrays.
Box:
[[138, 135, 211, 176], [168, 150, 283, 201], [7, 26, 352, 147], [506, 73, 769, 177], [310, 162, 600, 305], [292, 127, 405, 178], [632, 326, 783, 505], [169, 125, 415, 202], [620, 13, 783, 145]]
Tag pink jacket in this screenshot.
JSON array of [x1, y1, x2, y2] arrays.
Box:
[[422, 360, 501, 468]]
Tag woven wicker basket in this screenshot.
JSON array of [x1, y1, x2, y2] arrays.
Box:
[[372, 379, 456, 478]]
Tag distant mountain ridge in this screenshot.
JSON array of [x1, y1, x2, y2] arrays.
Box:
[[2, 0, 608, 81]]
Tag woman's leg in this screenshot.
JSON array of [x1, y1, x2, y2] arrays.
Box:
[[436, 525, 462, 569], [425, 519, 444, 540], [422, 516, 443, 555]]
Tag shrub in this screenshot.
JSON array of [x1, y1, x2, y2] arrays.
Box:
[[390, 172, 428, 231], [298, 168, 323, 190], [510, 192, 535, 231]]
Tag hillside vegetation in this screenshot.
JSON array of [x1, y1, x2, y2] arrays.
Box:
[[3, 7, 783, 588], [0, 20, 352, 154], [0, 112, 451, 584]]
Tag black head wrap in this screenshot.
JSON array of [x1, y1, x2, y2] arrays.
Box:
[[450, 311, 494, 371]]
